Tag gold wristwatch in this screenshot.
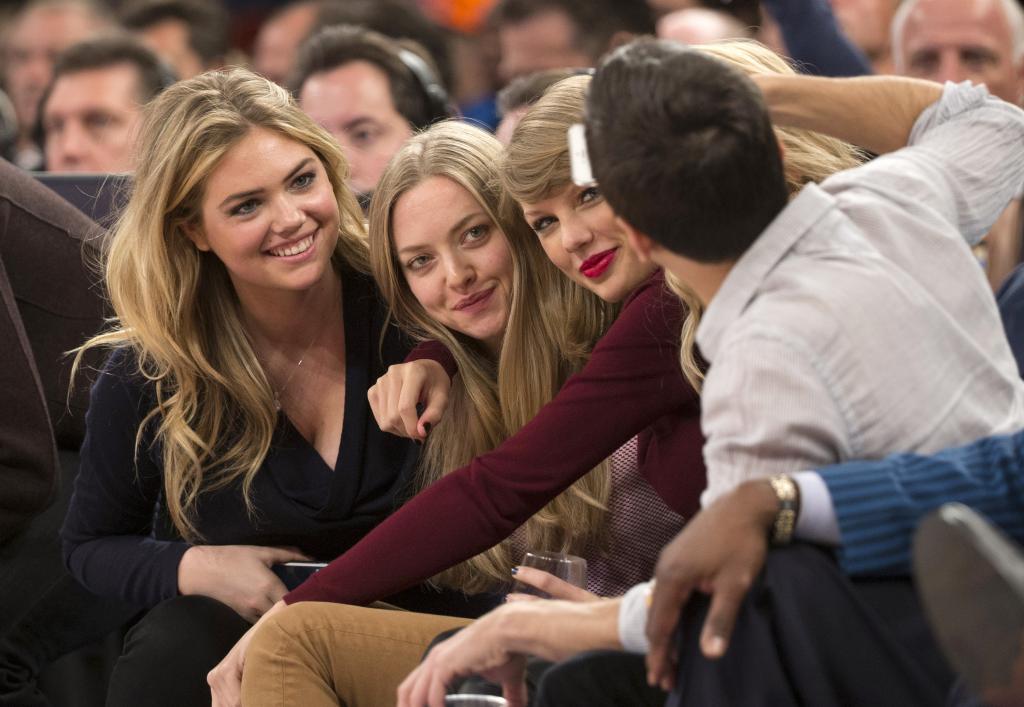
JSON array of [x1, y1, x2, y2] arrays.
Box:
[[768, 474, 800, 545]]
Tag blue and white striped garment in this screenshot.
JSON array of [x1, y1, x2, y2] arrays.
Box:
[[821, 430, 1024, 576]]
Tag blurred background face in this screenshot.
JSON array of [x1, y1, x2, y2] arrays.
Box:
[[830, 0, 900, 72], [895, 0, 1024, 104], [656, 8, 749, 45], [135, 17, 202, 79], [299, 61, 413, 196], [251, 0, 319, 85], [3, 3, 108, 139], [42, 64, 143, 172], [498, 9, 593, 82]]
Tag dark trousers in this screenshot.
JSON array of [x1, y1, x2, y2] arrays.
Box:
[[534, 544, 951, 707], [670, 544, 950, 707], [534, 651, 666, 707], [105, 596, 250, 707]]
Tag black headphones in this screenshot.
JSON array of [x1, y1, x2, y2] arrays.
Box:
[[395, 48, 454, 128]]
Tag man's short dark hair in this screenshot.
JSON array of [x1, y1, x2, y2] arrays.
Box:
[[36, 35, 172, 145], [50, 35, 172, 102], [120, 0, 229, 67], [586, 38, 788, 263], [491, 0, 655, 61], [291, 24, 447, 130], [316, 0, 454, 92]]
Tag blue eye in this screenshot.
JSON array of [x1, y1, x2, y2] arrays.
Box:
[[231, 198, 259, 216], [292, 172, 315, 189], [531, 216, 556, 234], [463, 224, 490, 243], [406, 254, 432, 271]]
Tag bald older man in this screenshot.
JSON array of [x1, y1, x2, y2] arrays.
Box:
[[894, 0, 1024, 288]]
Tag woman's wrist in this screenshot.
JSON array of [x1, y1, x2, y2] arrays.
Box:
[[176, 544, 202, 595]]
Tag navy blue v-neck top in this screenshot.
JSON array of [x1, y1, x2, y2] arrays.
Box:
[[61, 269, 419, 608]]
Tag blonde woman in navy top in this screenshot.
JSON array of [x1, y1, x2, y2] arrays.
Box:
[[60, 69, 419, 706]]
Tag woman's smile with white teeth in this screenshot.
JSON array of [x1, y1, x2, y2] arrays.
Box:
[[268, 232, 315, 257]]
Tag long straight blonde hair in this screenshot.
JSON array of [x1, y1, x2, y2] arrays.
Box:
[[76, 69, 369, 541], [369, 121, 616, 592], [501, 73, 706, 389]]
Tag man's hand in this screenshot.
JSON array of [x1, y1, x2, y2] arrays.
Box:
[[645, 479, 778, 690], [177, 545, 309, 623], [397, 605, 529, 707], [398, 599, 623, 707], [368, 360, 450, 440]]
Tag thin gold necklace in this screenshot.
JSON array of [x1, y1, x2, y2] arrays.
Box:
[[270, 333, 320, 411], [261, 292, 338, 412]]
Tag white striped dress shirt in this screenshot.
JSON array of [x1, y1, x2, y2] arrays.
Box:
[[697, 81, 1024, 506]]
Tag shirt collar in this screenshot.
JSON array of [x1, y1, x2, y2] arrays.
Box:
[[696, 183, 836, 361]]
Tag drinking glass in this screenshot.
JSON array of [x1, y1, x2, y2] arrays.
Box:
[[444, 696, 508, 706], [511, 551, 587, 597]]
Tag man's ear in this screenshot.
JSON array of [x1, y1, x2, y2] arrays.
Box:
[[183, 221, 211, 252], [619, 216, 656, 263]]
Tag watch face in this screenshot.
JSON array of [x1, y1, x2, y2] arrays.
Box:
[[769, 475, 798, 544]]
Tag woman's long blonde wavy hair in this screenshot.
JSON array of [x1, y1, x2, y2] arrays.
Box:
[[76, 68, 369, 541], [369, 121, 615, 592], [504, 40, 866, 391]]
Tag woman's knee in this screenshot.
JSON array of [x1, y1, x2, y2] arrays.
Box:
[[106, 595, 249, 707], [123, 595, 248, 660]]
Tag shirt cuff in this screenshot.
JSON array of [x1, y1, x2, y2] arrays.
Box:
[[792, 471, 841, 546], [618, 580, 653, 654]]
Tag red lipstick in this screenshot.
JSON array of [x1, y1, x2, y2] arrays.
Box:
[[579, 248, 617, 279]]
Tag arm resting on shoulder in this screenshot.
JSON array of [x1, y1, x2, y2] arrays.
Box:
[[286, 278, 704, 606], [756, 74, 943, 154]]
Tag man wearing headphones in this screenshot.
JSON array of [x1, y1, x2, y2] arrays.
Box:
[[39, 35, 173, 173], [291, 25, 453, 202]]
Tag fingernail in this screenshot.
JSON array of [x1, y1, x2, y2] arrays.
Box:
[[510, 567, 518, 576], [707, 636, 726, 656]]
